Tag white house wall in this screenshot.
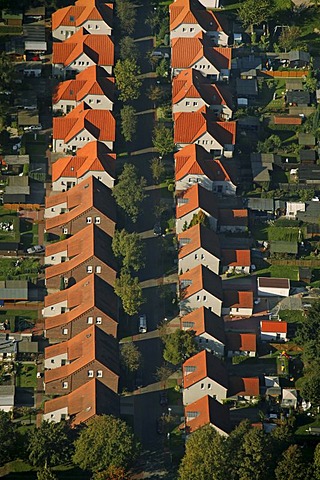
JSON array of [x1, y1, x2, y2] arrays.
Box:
[[183, 377, 227, 405], [180, 289, 222, 317], [179, 247, 220, 274]]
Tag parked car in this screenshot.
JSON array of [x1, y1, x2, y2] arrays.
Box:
[[139, 314, 147, 333], [27, 245, 45, 254], [153, 222, 162, 236]]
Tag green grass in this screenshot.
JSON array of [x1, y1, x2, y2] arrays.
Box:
[[279, 310, 305, 323], [254, 264, 299, 281], [0, 207, 20, 243], [20, 220, 39, 250], [0, 309, 38, 332], [296, 6, 320, 54], [295, 414, 320, 436], [277, 355, 289, 376], [16, 363, 37, 388], [267, 226, 300, 242], [0, 257, 39, 281]]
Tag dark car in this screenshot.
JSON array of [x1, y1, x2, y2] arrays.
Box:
[[153, 222, 162, 236], [160, 391, 168, 406]]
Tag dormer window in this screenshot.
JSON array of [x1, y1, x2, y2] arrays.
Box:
[[185, 365, 196, 374], [70, 15, 75, 22]]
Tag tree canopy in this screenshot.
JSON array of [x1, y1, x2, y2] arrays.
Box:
[[0, 411, 16, 466], [112, 164, 146, 222], [238, 0, 272, 33], [150, 157, 166, 184], [119, 36, 139, 62], [114, 268, 144, 316], [152, 124, 175, 156], [275, 445, 306, 480], [116, 0, 136, 34], [112, 229, 145, 272], [120, 342, 142, 373], [115, 59, 142, 102], [28, 421, 73, 468], [162, 329, 198, 365], [120, 105, 137, 143], [73, 415, 139, 474]]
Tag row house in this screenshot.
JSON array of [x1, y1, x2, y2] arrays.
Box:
[[218, 208, 248, 233], [51, 141, 116, 191], [181, 306, 225, 357], [225, 333, 257, 358], [43, 378, 119, 424], [221, 248, 251, 275], [185, 395, 231, 436], [174, 107, 236, 157], [222, 290, 254, 317], [176, 183, 219, 233], [171, 32, 232, 81], [44, 325, 119, 395], [52, 28, 114, 78], [53, 66, 115, 114], [170, 0, 229, 46], [44, 274, 118, 341], [173, 68, 232, 118], [178, 223, 220, 274], [260, 321, 288, 342], [52, 102, 116, 153], [45, 224, 117, 292], [174, 144, 236, 194], [179, 264, 223, 317], [45, 176, 116, 238], [52, 0, 113, 41]]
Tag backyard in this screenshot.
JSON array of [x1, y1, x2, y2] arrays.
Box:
[[0, 257, 39, 281], [0, 309, 39, 332], [15, 363, 37, 389]]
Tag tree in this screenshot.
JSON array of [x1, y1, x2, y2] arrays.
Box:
[[162, 329, 198, 365], [278, 26, 301, 52], [179, 425, 230, 480], [238, 0, 272, 34], [156, 58, 169, 78], [92, 467, 128, 480], [238, 428, 273, 480], [153, 124, 174, 155], [304, 70, 318, 93], [114, 268, 144, 316], [275, 445, 306, 480], [296, 301, 320, 363], [114, 59, 141, 102], [314, 443, 320, 480], [120, 105, 137, 143], [28, 421, 73, 468], [119, 36, 138, 62], [150, 157, 165, 184], [257, 134, 281, 153], [112, 164, 146, 222], [300, 371, 320, 406], [155, 362, 174, 382], [116, 0, 136, 34], [0, 52, 15, 92], [147, 85, 166, 106], [189, 210, 209, 228], [112, 229, 145, 271], [0, 411, 16, 466], [37, 467, 58, 480], [120, 342, 142, 373], [73, 415, 139, 474]]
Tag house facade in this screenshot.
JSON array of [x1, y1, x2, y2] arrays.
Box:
[[178, 224, 220, 274], [260, 321, 288, 342]]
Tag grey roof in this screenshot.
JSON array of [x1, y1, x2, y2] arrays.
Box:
[[275, 200, 286, 210], [247, 197, 274, 212], [286, 78, 303, 91], [5, 176, 30, 195], [3, 155, 30, 166], [270, 241, 298, 254], [300, 149, 316, 161], [298, 133, 316, 146], [0, 385, 15, 407], [237, 55, 262, 71], [0, 280, 28, 300], [23, 24, 46, 42], [287, 91, 310, 105], [0, 335, 17, 355], [238, 116, 260, 127], [297, 201, 320, 224], [289, 50, 310, 63], [236, 78, 258, 96], [18, 339, 38, 353], [17, 110, 39, 126], [299, 165, 320, 182]]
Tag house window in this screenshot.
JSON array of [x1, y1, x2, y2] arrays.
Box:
[[86, 216, 92, 224], [95, 265, 101, 273], [87, 316, 93, 324], [95, 216, 100, 224], [200, 383, 205, 389], [193, 102, 198, 106], [88, 370, 94, 377], [182, 27, 186, 32], [87, 266, 93, 273], [70, 15, 74, 21], [62, 381, 68, 389], [96, 99, 101, 104], [196, 295, 200, 301], [63, 228, 68, 234], [51, 306, 55, 311], [88, 99, 93, 104], [97, 370, 103, 377], [195, 253, 198, 259], [88, 24, 91, 29], [186, 101, 190, 106], [96, 317, 102, 324], [51, 207, 55, 212], [201, 254, 205, 259], [63, 328, 68, 335], [51, 256, 55, 260], [190, 27, 194, 32], [50, 359, 55, 364], [61, 414, 67, 420], [208, 383, 211, 389], [182, 321, 195, 328], [186, 411, 199, 418], [203, 295, 207, 302], [185, 365, 196, 373]]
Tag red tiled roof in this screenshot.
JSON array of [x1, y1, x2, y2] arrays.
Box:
[[185, 395, 231, 434], [170, 0, 227, 32], [176, 183, 219, 219], [52, 0, 113, 30], [274, 116, 302, 125], [183, 350, 228, 389], [226, 333, 256, 352], [260, 320, 288, 333], [178, 223, 220, 259], [53, 28, 114, 67], [223, 290, 253, 309], [181, 306, 225, 344], [52, 141, 116, 182], [179, 264, 222, 301], [219, 208, 248, 227], [228, 376, 260, 397], [174, 109, 236, 146], [45, 324, 96, 360], [53, 102, 115, 143], [221, 249, 251, 267]]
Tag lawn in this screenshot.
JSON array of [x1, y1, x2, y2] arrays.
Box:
[[16, 363, 37, 388], [20, 220, 39, 250], [254, 264, 299, 281], [296, 6, 320, 54], [279, 310, 305, 323], [0, 309, 39, 331], [0, 206, 20, 243], [267, 226, 300, 242], [0, 257, 39, 281], [277, 355, 289, 376], [295, 414, 320, 436]]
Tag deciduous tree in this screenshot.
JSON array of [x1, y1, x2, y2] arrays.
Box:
[[120, 105, 137, 143], [37, 467, 58, 480], [150, 157, 165, 183], [115, 59, 141, 102], [116, 0, 136, 34], [238, 428, 273, 480], [114, 269, 144, 316], [73, 415, 139, 474], [152, 124, 174, 155], [162, 329, 198, 365], [112, 229, 145, 272], [238, 0, 272, 34], [119, 36, 139, 62], [28, 421, 73, 468], [112, 164, 146, 222], [120, 342, 142, 373], [278, 26, 301, 52], [275, 445, 306, 480], [300, 370, 320, 406], [0, 411, 16, 466]]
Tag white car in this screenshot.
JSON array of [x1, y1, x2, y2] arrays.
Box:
[[27, 245, 45, 254]]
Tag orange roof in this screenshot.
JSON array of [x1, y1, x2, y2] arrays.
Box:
[[53, 102, 115, 143], [221, 249, 251, 267], [229, 376, 260, 397], [226, 333, 256, 352], [178, 223, 220, 259], [219, 208, 248, 227], [179, 264, 222, 301], [172, 68, 232, 108], [52, 0, 113, 30], [181, 306, 225, 344], [185, 395, 230, 434], [170, 0, 228, 33], [171, 33, 231, 70], [45, 324, 97, 360], [176, 183, 219, 219], [260, 320, 288, 334], [223, 290, 253, 309], [45, 176, 116, 232], [53, 28, 114, 67], [52, 141, 116, 182], [44, 379, 119, 426], [273, 116, 302, 125], [53, 66, 115, 104], [174, 109, 236, 146], [45, 224, 116, 285], [183, 350, 228, 389]]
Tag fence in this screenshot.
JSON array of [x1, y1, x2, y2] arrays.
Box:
[[270, 259, 320, 267]]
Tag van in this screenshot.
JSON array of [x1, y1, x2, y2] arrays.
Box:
[[139, 314, 147, 333]]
